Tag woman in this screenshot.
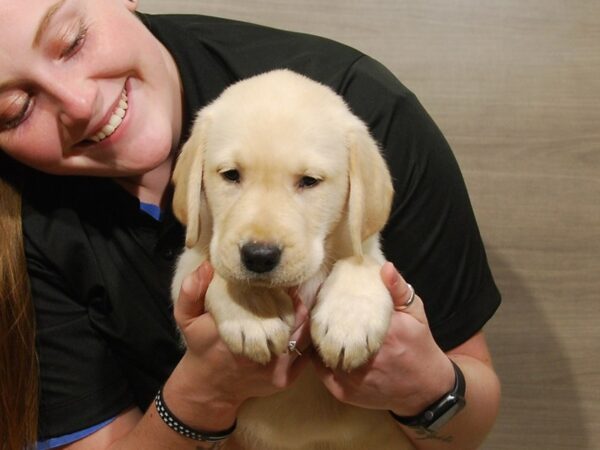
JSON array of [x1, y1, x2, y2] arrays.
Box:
[[0, 1, 501, 449]]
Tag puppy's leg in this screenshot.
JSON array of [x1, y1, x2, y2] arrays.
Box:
[[206, 275, 295, 364], [311, 255, 393, 371]]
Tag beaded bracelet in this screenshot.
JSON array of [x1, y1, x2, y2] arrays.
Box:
[[154, 389, 237, 442]]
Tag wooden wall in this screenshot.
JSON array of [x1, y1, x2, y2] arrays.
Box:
[[139, 1, 600, 448]]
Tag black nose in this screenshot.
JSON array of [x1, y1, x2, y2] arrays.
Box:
[[241, 242, 282, 273]]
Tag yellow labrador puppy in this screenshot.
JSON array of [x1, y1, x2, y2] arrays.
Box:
[[171, 70, 412, 450]]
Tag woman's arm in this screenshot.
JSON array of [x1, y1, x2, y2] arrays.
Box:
[[400, 333, 501, 450], [58, 263, 311, 450], [313, 263, 501, 450]]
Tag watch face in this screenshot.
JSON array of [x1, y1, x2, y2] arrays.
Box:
[[427, 397, 466, 431], [391, 361, 466, 432]]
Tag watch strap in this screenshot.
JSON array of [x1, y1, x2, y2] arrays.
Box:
[[389, 360, 466, 431]]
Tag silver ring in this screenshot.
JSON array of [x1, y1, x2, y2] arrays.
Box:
[[397, 283, 415, 310], [287, 340, 302, 356]]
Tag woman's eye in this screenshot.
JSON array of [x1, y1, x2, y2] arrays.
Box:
[[221, 169, 241, 183], [299, 176, 321, 188], [60, 23, 88, 59], [0, 94, 33, 131]]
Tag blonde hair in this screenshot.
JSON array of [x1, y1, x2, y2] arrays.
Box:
[[0, 154, 38, 450]]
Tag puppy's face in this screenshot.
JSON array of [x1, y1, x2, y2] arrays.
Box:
[[172, 70, 393, 288], [203, 95, 350, 286]]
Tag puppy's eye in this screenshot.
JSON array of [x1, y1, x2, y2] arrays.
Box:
[[299, 176, 321, 189], [221, 169, 241, 183]]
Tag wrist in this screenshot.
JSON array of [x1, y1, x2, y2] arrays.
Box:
[[389, 360, 466, 432], [392, 354, 455, 416], [155, 388, 237, 441], [161, 383, 238, 432], [163, 354, 241, 431]]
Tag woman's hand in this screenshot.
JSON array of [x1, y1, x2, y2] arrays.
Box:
[[311, 262, 501, 450], [311, 262, 455, 416], [164, 261, 312, 432]]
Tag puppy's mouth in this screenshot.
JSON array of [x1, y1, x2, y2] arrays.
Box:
[[238, 270, 306, 288], [216, 255, 308, 288], [226, 260, 312, 289]]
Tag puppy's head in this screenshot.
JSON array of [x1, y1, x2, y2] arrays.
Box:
[[173, 70, 393, 286]]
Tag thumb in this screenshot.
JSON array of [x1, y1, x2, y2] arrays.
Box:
[[380, 261, 428, 324], [288, 287, 310, 331], [174, 261, 214, 329]]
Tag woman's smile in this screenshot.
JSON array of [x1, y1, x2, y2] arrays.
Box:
[[87, 85, 128, 144]]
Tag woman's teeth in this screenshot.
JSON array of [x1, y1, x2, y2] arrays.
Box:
[[89, 90, 128, 143]]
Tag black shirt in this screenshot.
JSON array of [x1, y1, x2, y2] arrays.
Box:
[[23, 13, 501, 439]]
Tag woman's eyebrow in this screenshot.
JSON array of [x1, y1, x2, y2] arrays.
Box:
[[33, 0, 68, 48]]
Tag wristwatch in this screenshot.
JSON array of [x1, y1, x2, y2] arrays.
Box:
[[389, 360, 466, 432]]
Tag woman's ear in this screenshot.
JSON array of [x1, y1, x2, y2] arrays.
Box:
[[124, 0, 138, 13]]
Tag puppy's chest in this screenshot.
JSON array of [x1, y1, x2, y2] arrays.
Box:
[[236, 367, 411, 450], [233, 271, 413, 449], [296, 269, 329, 310]]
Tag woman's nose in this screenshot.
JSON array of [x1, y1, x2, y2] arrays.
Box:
[[40, 74, 97, 128], [55, 82, 96, 127]]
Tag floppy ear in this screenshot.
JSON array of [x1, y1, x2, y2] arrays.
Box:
[[347, 124, 394, 256], [172, 112, 210, 248]]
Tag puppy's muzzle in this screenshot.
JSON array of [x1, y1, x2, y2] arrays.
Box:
[[241, 242, 282, 274]]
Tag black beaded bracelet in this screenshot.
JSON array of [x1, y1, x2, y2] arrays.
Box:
[[154, 389, 237, 442]]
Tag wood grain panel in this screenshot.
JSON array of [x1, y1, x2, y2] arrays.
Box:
[[139, 1, 600, 448]]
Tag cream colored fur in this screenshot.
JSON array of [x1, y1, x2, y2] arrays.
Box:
[[171, 70, 412, 449]]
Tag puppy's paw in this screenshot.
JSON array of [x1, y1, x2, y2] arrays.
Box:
[[219, 313, 293, 364], [207, 280, 295, 364], [311, 257, 392, 371]]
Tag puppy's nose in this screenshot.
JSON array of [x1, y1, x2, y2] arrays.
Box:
[[241, 242, 282, 273]]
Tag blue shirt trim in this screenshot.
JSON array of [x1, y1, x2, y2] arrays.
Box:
[[36, 416, 116, 449], [139, 202, 163, 221]]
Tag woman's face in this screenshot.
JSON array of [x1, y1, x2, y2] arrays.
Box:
[[0, 0, 182, 177]]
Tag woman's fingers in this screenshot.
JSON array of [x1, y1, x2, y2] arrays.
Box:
[[287, 288, 312, 354], [173, 261, 214, 329], [380, 262, 428, 324]]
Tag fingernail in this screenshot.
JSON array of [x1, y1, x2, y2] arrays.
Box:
[[181, 271, 197, 294], [197, 261, 213, 281], [386, 262, 399, 287]]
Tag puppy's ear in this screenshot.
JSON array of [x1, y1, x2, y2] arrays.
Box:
[[172, 112, 210, 248], [347, 124, 394, 256]]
